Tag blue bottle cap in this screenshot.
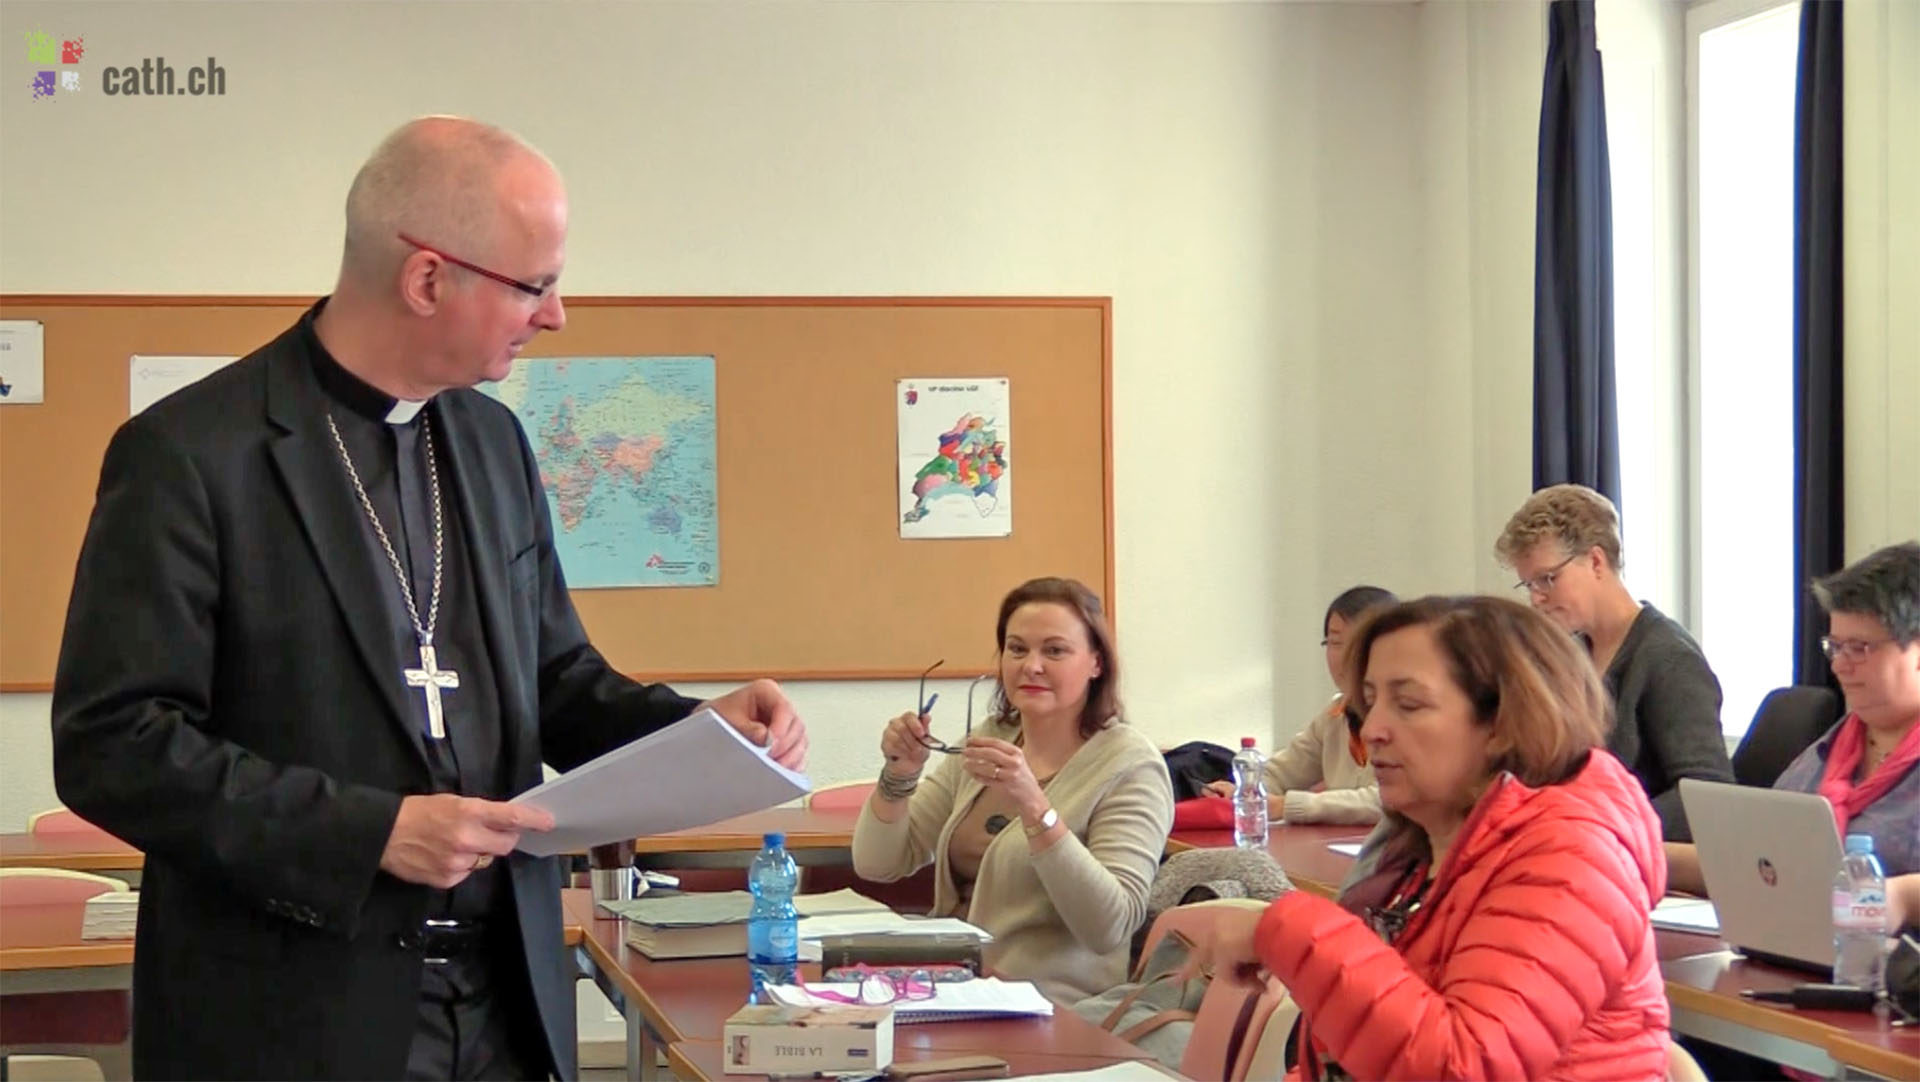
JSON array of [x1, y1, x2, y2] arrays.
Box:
[[764, 831, 786, 847], [1844, 834, 1875, 854]]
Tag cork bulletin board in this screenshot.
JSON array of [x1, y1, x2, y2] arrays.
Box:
[[0, 296, 1112, 687]]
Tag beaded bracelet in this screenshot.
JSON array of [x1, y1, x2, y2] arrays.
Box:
[[876, 768, 921, 801]]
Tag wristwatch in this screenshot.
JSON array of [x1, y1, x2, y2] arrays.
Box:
[[1023, 807, 1059, 838]]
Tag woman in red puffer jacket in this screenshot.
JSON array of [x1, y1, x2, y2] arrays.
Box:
[[1190, 596, 1670, 1081]]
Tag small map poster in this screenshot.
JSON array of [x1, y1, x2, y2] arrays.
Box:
[[896, 378, 1011, 540]]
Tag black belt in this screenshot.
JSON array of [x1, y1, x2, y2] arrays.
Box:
[[397, 918, 489, 965]]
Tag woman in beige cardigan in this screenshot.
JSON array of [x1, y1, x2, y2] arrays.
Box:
[[1207, 585, 1394, 825], [852, 577, 1174, 1004]]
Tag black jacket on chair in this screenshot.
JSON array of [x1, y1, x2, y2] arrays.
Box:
[[50, 309, 698, 1080]]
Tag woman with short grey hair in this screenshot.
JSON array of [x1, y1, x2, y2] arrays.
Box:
[[1494, 484, 1735, 840]]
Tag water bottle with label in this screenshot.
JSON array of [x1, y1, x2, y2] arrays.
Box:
[[1232, 737, 1269, 850], [747, 831, 799, 1001], [1832, 833, 1891, 993]]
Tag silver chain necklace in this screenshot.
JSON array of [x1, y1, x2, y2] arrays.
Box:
[[326, 410, 460, 739]]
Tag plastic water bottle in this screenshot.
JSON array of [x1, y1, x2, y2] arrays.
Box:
[[747, 831, 799, 1001], [1832, 833, 1891, 993], [1232, 737, 1269, 850]]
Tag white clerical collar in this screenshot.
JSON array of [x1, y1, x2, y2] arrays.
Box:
[[384, 398, 427, 425]]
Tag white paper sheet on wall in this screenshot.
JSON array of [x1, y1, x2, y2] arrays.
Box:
[[130, 355, 240, 416], [0, 321, 46, 404]]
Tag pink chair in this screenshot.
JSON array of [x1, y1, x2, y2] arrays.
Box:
[[0, 869, 133, 1081], [1131, 899, 1295, 1082], [26, 808, 116, 838], [805, 782, 876, 813]]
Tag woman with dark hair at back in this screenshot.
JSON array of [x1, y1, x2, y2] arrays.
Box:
[[852, 577, 1173, 1003], [1206, 586, 1396, 825]]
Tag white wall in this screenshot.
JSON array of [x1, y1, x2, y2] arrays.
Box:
[[0, 0, 1557, 834], [1844, 0, 1920, 559]]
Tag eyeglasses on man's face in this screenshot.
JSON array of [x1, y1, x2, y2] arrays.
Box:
[[1820, 636, 1892, 664], [914, 660, 997, 755], [398, 232, 555, 304], [1512, 553, 1580, 597]]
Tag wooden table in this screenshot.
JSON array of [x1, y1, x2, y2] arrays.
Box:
[[0, 898, 134, 995], [1167, 823, 1370, 898], [631, 807, 859, 870], [0, 807, 860, 880], [1, 890, 594, 995], [0, 833, 143, 882], [1658, 935, 1920, 1080], [666, 1038, 1178, 1081], [569, 890, 1154, 1082]]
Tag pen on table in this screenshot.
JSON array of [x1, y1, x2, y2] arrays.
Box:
[[1738, 984, 1879, 1011]]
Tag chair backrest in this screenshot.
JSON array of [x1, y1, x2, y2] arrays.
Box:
[[1127, 899, 1285, 1082], [1732, 685, 1842, 788], [0, 867, 130, 905], [26, 807, 115, 837], [805, 781, 876, 813], [1134, 897, 1270, 978]]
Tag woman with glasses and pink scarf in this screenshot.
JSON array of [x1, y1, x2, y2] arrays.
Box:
[[1667, 541, 1920, 895]]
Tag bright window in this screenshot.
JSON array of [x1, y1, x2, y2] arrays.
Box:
[[1689, 0, 1799, 736]]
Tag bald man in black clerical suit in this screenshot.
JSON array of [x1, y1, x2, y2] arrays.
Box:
[[52, 115, 809, 1081]]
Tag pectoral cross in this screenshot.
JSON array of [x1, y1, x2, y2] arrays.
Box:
[[404, 643, 460, 739]]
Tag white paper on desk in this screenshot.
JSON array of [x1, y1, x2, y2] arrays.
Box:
[[795, 912, 993, 942], [1328, 841, 1365, 857], [1651, 896, 1721, 935], [1006, 1065, 1177, 1082], [509, 708, 809, 856], [765, 977, 1052, 1018]]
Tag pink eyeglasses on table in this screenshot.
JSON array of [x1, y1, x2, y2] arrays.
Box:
[[799, 968, 940, 1006]]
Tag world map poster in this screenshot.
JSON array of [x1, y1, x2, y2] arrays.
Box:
[[481, 356, 719, 588], [896, 377, 1012, 540]]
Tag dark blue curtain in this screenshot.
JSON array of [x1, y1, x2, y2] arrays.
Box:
[[1792, 0, 1844, 686], [1532, 0, 1621, 509]]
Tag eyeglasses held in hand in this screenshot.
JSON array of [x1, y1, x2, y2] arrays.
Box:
[[799, 969, 938, 1006], [914, 661, 997, 755]]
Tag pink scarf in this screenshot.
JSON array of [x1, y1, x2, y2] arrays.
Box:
[[1817, 712, 1920, 835]]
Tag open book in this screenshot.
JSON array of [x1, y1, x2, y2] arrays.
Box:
[[762, 977, 1054, 1024]]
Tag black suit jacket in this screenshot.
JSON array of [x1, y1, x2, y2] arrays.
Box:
[[51, 313, 698, 1080]]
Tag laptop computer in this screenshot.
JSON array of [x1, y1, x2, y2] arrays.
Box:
[[1678, 778, 1844, 975]]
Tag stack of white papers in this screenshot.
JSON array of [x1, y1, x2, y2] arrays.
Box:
[[796, 911, 993, 941], [764, 977, 1053, 1022], [80, 890, 139, 939], [1651, 896, 1721, 935], [511, 708, 810, 856]]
